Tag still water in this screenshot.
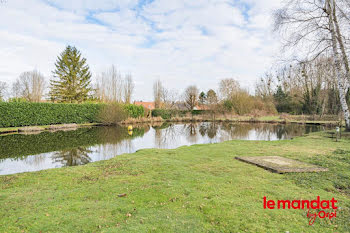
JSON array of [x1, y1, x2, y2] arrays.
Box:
[[0, 122, 326, 175]]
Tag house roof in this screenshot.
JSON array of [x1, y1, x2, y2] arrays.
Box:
[[134, 101, 156, 110]]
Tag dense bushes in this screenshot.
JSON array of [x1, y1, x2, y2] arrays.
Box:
[[0, 102, 145, 128], [151, 109, 207, 119], [191, 110, 205, 115], [0, 102, 102, 127], [98, 103, 127, 125], [151, 109, 176, 119], [221, 93, 277, 116], [124, 104, 145, 118]]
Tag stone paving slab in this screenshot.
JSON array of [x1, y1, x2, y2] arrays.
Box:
[[235, 156, 328, 174]]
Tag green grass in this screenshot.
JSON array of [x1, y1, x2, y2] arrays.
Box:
[[1, 131, 349, 232]]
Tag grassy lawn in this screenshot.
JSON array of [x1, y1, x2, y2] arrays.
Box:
[[1, 131, 349, 232]]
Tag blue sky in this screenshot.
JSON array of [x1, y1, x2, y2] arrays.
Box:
[[0, 0, 281, 100]]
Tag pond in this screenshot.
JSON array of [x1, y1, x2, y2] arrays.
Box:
[[0, 122, 327, 175]]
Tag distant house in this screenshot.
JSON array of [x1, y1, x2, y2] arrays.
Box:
[[134, 101, 155, 110], [173, 102, 187, 110], [173, 102, 209, 110], [195, 105, 210, 110]]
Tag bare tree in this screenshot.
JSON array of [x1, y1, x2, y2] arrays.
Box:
[[12, 80, 21, 99], [0, 81, 8, 101], [162, 88, 178, 109], [207, 89, 218, 105], [207, 89, 218, 119], [123, 74, 134, 104], [183, 85, 199, 110], [95, 65, 123, 102], [274, 0, 350, 130], [255, 72, 275, 100], [15, 70, 46, 102], [331, 0, 350, 83], [153, 79, 163, 108], [326, 0, 350, 128], [219, 78, 240, 100]]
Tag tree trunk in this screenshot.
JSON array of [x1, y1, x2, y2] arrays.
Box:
[[327, 0, 350, 130], [332, 0, 350, 84]]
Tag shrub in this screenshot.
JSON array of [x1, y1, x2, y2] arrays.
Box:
[[151, 109, 176, 119], [191, 110, 205, 115], [0, 102, 102, 127], [124, 104, 145, 118], [8, 97, 27, 103], [98, 103, 127, 125]]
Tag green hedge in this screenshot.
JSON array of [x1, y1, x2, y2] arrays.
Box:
[[151, 109, 177, 119], [124, 104, 145, 118], [191, 110, 205, 115], [0, 102, 145, 128], [0, 102, 103, 127], [152, 109, 207, 119]]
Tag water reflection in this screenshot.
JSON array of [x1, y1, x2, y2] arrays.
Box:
[[52, 147, 92, 167], [0, 122, 327, 175]]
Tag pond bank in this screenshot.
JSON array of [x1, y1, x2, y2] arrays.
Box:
[[120, 115, 342, 127], [0, 123, 101, 136], [0, 131, 349, 232], [0, 115, 342, 136], [0, 122, 323, 175]]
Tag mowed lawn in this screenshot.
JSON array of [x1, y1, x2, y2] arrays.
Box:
[[1, 131, 349, 232]]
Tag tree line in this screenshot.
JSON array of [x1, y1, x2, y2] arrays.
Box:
[[1, 0, 349, 130], [0, 45, 135, 104], [256, 57, 350, 116], [272, 0, 350, 130], [152, 78, 276, 116]]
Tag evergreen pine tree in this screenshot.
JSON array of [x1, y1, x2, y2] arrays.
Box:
[[50, 45, 92, 103], [274, 86, 292, 113], [199, 91, 206, 105]]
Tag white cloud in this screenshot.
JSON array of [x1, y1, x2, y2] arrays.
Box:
[[0, 0, 282, 100]]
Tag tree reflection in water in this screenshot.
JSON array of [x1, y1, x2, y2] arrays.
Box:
[[207, 123, 218, 139], [154, 123, 177, 148], [185, 123, 198, 143], [52, 147, 92, 166], [199, 124, 207, 136], [0, 122, 328, 175]]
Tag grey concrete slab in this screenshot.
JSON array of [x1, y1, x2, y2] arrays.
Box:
[[235, 156, 328, 174]]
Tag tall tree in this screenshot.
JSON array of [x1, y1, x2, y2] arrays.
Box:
[[50, 45, 92, 103], [15, 70, 46, 102], [206, 89, 218, 105], [183, 85, 199, 110], [274, 86, 292, 113], [0, 81, 8, 101], [95, 65, 123, 102], [219, 78, 240, 100], [326, 0, 350, 129], [255, 73, 275, 100], [274, 0, 350, 130], [153, 79, 163, 108], [199, 91, 206, 105], [123, 74, 134, 104], [161, 88, 178, 109], [207, 89, 218, 119]]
